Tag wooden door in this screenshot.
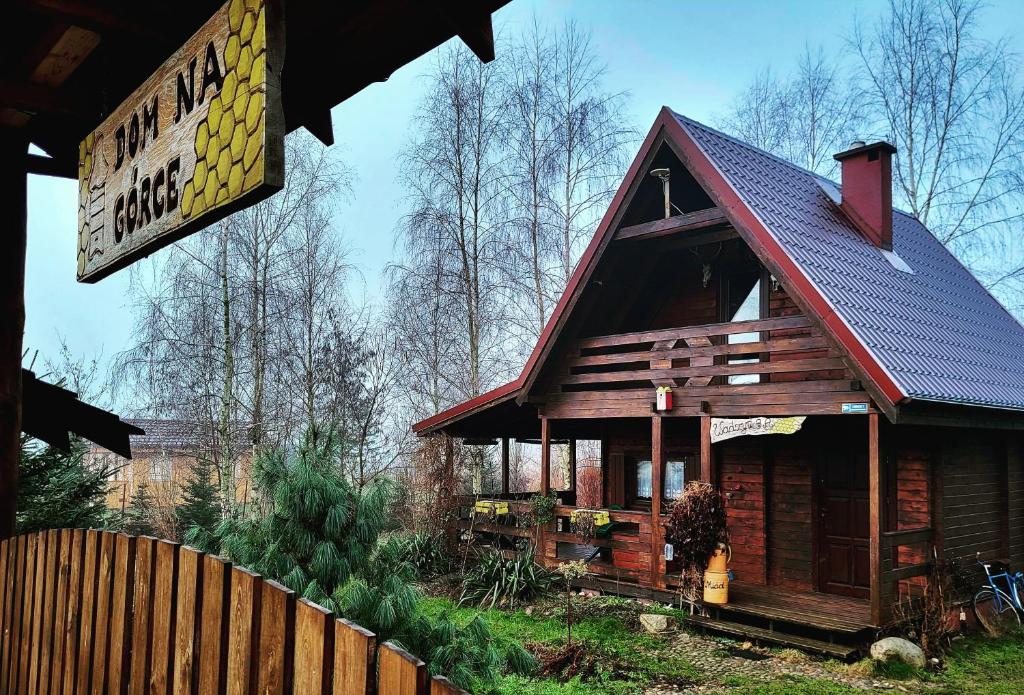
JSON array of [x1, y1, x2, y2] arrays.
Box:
[[817, 450, 870, 598]]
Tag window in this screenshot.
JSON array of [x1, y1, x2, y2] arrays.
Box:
[[636, 460, 652, 498], [664, 459, 688, 499], [636, 458, 689, 500], [151, 452, 172, 482], [728, 277, 762, 384]]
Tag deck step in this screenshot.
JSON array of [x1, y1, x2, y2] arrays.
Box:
[[685, 614, 860, 660]]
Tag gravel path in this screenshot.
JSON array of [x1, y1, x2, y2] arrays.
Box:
[[644, 629, 919, 694]]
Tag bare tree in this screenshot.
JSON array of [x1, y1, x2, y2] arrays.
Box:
[[114, 132, 370, 509], [721, 47, 862, 177], [853, 0, 1024, 295]]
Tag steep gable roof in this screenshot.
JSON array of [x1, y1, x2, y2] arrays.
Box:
[[414, 108, 1024, 434]]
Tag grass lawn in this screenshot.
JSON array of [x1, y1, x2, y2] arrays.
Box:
[[419, 596, 1024, 694]]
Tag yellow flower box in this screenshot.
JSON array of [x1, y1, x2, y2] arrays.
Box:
[[475, 500, 509, 515], [570, 509, 610, 527]]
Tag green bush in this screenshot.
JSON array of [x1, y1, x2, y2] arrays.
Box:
[[461, 545, 556, 609]]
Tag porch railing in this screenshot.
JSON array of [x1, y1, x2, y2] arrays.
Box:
[[542, 315, 867, 418], [0, 529, 468, 695]]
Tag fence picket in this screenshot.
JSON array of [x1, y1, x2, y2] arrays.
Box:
[[17, 533, 38, 694], [89, 532, 114, 695], [377, 643, 427, 695], [333, 619, 376, 695], [127, 537, 156, 695], [59, 530, 85, 695], [105, 534, 135, 695], [172, 546, 203, 695], [47, 529, 72, 695], [225, 566, 261, 695], [293, 599, 334, 695], [256, 579, 294, 695], [74, 530, 101, 695], [197, 555, 231, 695], [28, 531, 49, 695], [37, 530, 61, 694], [148, 540, 179, 695]]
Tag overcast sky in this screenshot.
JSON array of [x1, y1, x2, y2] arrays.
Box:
[[23, 0, 1024, 382]]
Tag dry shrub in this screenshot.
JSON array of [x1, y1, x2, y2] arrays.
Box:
[[663, 482, 728, 601], [890, 553, 972, 657]]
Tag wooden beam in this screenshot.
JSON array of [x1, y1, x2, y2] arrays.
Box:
[[301, 108, 334, 147], [27, 0, 176, 43], [25, 152, 76, 178], [500, 437, 509, 495], [540, 417, 550, 497], [651, 416, 665, 588], [432, 1, 496, 62], [0, 77, 83, 118], [700, 415, 713, 484], [568, 439, 577, 492], [0, 134, 28, 539], [868, 413, 886, 625], [614, 208, 728, 242]]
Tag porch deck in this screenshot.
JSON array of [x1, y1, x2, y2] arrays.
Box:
[[722, 582, 872, 634]]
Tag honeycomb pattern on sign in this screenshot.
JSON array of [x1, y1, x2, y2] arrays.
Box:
[[77, 133, 96, 276], [181, 0, 267, 219]]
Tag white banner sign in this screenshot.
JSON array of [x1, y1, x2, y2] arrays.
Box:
[[710, 416, 806, 443]]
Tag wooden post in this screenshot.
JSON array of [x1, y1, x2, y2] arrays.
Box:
[[569, 439, 577, 492], [0, 134, 27, 540], [500, 438, 509, 496], [651, 416, 665, 588], [540, 418, 550, 497], [868, 413, 887, 626], [700, 415, 713, 484], [538, 418, 551, 566]]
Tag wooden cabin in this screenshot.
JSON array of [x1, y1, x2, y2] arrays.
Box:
[[414, 108, 1024, 654]]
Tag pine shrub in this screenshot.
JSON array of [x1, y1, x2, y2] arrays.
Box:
[[17, 436, 113, 533]]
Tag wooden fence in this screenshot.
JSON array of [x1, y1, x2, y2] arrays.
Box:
[[0, 530, 469, 695]]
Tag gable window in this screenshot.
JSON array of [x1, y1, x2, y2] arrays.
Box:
[[727, 276, 762, 384]]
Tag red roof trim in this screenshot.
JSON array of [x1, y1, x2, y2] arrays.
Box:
[[411, 380, 521, 433]]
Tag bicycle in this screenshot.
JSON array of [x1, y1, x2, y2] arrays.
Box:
[[973, 555, 1024, 636]]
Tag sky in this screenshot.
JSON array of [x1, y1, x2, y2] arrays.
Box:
[[23, 0, 1024, 381]]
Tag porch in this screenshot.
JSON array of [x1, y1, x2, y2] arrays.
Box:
[[440, 314, 935, 640]]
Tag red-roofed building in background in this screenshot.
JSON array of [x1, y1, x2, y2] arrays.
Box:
[[415, 108, 1024, 651]]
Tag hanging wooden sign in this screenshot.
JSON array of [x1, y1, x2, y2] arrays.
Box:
[[709, 416, 806, 444], [76, 0, 284, 283]]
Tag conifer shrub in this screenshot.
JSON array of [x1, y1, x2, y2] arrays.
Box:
[[211, 425, 533, 690], [17, 435, 114, 533]]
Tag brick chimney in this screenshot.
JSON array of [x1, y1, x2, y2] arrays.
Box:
[[833, 141, 897, 250]]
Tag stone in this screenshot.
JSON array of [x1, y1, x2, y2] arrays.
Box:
[[869, 637, 926, 669], [524, 606, 533, 616], [640, 613, 677, 633], [580, 588, 601, 598]]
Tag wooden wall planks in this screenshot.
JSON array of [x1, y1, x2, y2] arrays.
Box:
[[0, 529, 475, 695]]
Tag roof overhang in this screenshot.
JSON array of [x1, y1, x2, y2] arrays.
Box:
[[7, 0, 508, 175], [22, 369, 144, 458]]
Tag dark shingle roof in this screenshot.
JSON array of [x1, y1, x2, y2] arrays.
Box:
[[676, 112, 1024, 410], [122, 419, 205, 451]]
